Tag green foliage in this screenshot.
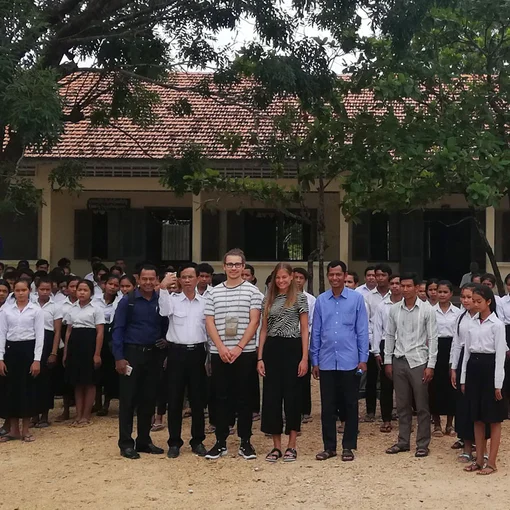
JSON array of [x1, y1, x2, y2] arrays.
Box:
[[48, 160, 85, 194]]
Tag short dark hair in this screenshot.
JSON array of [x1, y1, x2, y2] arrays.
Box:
[[470, 273, 481, 282], [481, 273, 496, 286], [375, 263, 393, 276], [110, 265, 123, 274], [17, 260, 29, 268], [197, 263, 214, 275], [400, 272, 420, 286], [505, 273, 510, 286], [77, 279, 94, 295], [364, 265, 376, 275], [327, 260, 347, 273], [0, 279, 11, 293], [35, 276, 52, 288], [426, 278, 439, 291], [19, 268, 34, 281], [178, 262, 198, 277], [93, 263, 109, 276], [36, 259, 49, 267], [438, 280, 453, 292], [90, 256, 102, 265], [14, 278, 31, 289], [66, 275, 81, 285], [244, 263, 255, 276], [58, 257, 71, 268], [33, 270, 48, 279], [4, 270, 19, 280], [120, 274, 137, 287], [389, 274, 401, 283], [101, 273, 121, 283], [293, 267, 309, 280], [347, 271, 359, 284], [138, 264, 158, 276], [49, 268, 65, 285]]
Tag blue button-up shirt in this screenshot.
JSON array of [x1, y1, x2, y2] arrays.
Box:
[[310, 287, 369, 370], [112, 290, 166, 361]]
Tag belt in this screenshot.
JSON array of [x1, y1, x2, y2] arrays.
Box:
[[124, 343, 156, 352], [169, 342, 205, 350]]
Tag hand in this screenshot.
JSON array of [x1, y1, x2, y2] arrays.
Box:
[[156, 338, 168, 349], [374, 355, 382, 369], [384, 365, 393, 380], [0, 361, 7, 376], [219, 345, 232, 364], [47, 353, 58, 368], [450, 369, 457, 389], [461, 384, 465, 394], [422, 367, 434, 384], [298, 359, 308, 377], [312, 365, 320, 380], [160, 272, 177, 290], [495, 389, 503, 401], [357, 362, 367, 374], [93, 355, 102, 369], [115, 359, 129, 375], [229, 345, 243, 364], [257, 360, 266, 377], [30, 361, 41, 377]]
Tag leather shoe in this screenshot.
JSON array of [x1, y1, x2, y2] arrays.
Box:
[[192, 443, 207, 457], [167, 446, 180, 458], [120, 447, 141, 459], [136, 443, 164, 455]]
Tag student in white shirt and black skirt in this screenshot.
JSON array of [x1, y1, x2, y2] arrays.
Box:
[[32, 276, 63, 428], [0, 279, 44, 443], [461, 284, 507, 475], [257, 263, 309, 462], [63, 279, 105, 427]]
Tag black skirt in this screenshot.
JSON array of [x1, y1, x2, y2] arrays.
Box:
[[0, 340, 39, 418], [465, 353, 507, 424], [66, 328, 100, 386], [36, 329, 56, 412], [429, 336, 457, 416], [99, 324, 118, 399]]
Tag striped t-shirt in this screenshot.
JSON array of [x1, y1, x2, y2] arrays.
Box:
[[205, 281, 263, 353]]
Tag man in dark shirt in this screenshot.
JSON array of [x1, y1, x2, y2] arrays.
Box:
[[112, 264, 166, 459]]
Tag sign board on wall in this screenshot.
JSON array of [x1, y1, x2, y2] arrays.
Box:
[[87, 198, 131, 211]]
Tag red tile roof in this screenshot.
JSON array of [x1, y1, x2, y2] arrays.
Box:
[[28, 71, 389, 161]]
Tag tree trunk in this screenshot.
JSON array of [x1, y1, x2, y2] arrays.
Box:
[[307, 249, 318, 294], [470, 209, 504, 296], [317, 176, 326, 293]]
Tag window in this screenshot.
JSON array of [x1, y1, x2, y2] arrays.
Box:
[[352, 211, 400, 262], [0, 211, 38, 260], [496, 210, 510, 262]]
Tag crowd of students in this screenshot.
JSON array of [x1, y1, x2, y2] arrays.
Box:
[[0, 254, 509, 476]]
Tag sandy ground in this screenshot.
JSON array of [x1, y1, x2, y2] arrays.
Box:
[[2, 380, 510, 510]]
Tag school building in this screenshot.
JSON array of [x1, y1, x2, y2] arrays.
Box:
[[1, 72, 510, 289]]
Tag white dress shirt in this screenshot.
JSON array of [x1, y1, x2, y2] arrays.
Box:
[[460, 312, 507, 389], [197, 285, 214, 300], [372, 295, 402, 355], [53, 292, 67, 304], [355, 284, 373, 296], [304, 291, 316, 331], [93, 295, 120, 324], [34, 298, 63, 331], [159, 289, 207, 344], [433, 302, 461, 337], [0, 301, 45, 361], [385, 297, 438, 369], [93, 281, 103, 298], [84, 272, 94, 282], [450, 311, 477, 369], [64, 301, 105, 328], [497, 295, 510, 325]]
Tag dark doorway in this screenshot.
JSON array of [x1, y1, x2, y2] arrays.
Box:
[[423, 209, 485, 285]]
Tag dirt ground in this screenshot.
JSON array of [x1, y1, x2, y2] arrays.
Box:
[[2, 379, 510, 510]]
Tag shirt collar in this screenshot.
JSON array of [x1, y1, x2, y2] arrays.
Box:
[[327, 287, 349, 300], [7, 300, 37, 311], [134, 289, 158, 302], [178, 291, 202, 303], [399, 296, 423, 311], [433, 302, 455, 315]]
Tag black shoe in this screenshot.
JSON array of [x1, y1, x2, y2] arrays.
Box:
[[120, 447, 141, 460], [238, 441, 257, 460], [205, 442, 228, 459], [137, 443, 164, 455], [167, 446, 180, 458], [192, 443, 207, 457]]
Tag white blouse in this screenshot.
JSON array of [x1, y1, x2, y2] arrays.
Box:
[[64, 301, 105, 329], [433, 303, 461, 337], [34, 298, 63, 331], [449, 311, 477, 369], [93, 295, 120, 324], [498, 295, 510, 325], [460, 312, 507, 389], [0, 301, 45, 361]]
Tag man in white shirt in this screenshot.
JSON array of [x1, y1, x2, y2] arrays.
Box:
[[355, 266, 377, 296], [197, 263, 214, 299], [159, 263, 208, 459], [293, 267, 316, 423], [459, 262, 479, 288], [384, 272, 438, 458], [84, 257, 103, 282]]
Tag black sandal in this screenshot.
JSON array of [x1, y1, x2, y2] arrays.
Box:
[[265, 448, 282, 463], [316, 449, 337, 461], [283, 448, 297, 462], [415, 448, 429, 458], [342, 448, 354, 461], [385, 444, 410, 455]]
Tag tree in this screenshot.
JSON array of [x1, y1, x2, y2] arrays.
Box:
[[341, 0, 510, 294]]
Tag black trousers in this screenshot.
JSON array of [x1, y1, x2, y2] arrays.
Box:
[[118, 344, 160, 451], [211, 351, 256, 444], [301, 360, 312, 416], [365, 353, 378, 415], [261, 336, 303, 435], [156, 348, 168, 416], [379, 341, 394, 423], [319, 369, 359, 451], [167, 343, 207, 448]]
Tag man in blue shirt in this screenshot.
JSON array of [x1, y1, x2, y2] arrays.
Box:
[[311, 260, 369, 461], [112, 264, 166, 459]]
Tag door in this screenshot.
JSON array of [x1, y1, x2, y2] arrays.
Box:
[[400, 210, 424, 278]]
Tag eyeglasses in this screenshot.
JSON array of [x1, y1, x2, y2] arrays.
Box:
[[225, 263, 243, 269]]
